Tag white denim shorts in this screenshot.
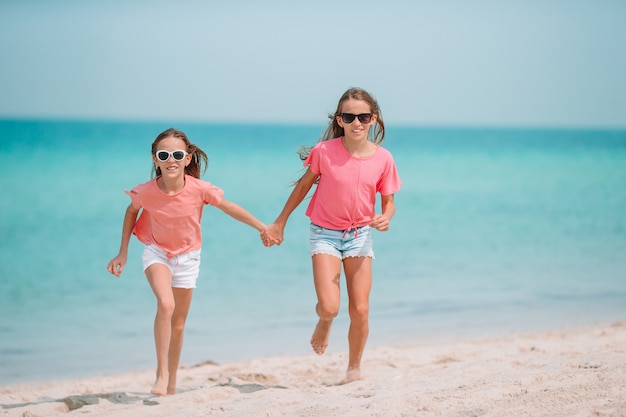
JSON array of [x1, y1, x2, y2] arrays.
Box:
[[141, 244, 201, 289]]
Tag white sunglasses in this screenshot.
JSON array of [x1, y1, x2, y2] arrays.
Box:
[[155, 149, 188, 162]]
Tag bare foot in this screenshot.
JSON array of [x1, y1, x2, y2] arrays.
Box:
[[337, 367, 361, 385], [345, 367, 361, 383], [167, 374, 177, 395], [151, 374, 168, 396], [310, 319, 332, 355]]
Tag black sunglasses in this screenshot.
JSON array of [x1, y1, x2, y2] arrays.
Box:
[[339, 113, 373, 124], [155, 149, 188, 162]]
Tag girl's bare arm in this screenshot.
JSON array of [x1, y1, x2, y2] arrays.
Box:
[[370, 194, 396, 232], [265, 168, 319, 243], [217, 199, 266, 232], [107, 203, 140, 277]]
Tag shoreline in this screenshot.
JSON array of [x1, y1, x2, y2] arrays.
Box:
[[2, 320, 625, 417]]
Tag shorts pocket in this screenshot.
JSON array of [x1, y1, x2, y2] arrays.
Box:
[[186, 250, 201, 262]]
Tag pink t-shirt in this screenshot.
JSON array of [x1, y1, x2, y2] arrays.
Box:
[[125, 175, 224, 258], [304, 137, 402, 230]]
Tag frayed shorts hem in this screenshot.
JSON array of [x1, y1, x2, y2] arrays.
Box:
[[311, 250, 374, 260]]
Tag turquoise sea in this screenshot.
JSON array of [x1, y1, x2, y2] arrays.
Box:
[[1, 120, 625, 385]]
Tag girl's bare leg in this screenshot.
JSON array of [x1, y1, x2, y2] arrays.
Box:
[[343, 256, 373, 383], [310, 254, 342, 355], [145, 264, 175, 396], [167, 287, 194, 395]]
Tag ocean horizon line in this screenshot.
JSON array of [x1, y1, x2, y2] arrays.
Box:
[[1, 116, 625, 133]]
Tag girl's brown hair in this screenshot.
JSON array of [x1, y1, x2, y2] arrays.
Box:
[[151, 128, 208, 179]]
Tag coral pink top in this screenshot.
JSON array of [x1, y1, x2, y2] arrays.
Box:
[[126, 175, 224, 258], [304, 137, 402, 231]]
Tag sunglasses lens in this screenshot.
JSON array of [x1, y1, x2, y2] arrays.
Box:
[[172, 151, 186, 161], [156, 151, 169, 161], [357, 114, 372, 123], [340, 113, 372, 124], [341, 113, 356, 123]]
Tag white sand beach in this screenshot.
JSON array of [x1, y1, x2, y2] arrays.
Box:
[[1, 321, 625, 417]]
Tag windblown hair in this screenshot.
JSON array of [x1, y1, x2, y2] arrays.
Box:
[[298, 87, 385, 161], [150, 128, 209, 179]]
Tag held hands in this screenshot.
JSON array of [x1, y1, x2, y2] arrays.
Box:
[[260, 223, 284, 247], [260, 215, 389, 248], [370, 214, 391, 231]]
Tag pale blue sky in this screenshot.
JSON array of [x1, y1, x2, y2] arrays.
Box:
[[1, 0, 625, 128]]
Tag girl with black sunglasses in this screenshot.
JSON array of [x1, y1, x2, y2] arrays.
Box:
[[107, 128, 268, 396], [262, 88, 402, 384]]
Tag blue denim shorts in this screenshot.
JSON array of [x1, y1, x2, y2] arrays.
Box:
[[141, 244, 201, 289], [309, 223, 374, 260]]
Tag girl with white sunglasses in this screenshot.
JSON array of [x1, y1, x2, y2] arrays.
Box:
[[107, 128, 268, 395]]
